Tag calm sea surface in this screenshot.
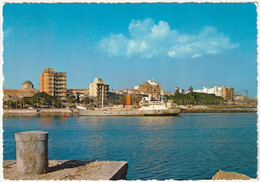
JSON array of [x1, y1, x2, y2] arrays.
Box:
[[3, 113, 257, 180]]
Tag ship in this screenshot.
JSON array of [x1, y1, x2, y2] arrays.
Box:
[[77, 95, 182, 116]]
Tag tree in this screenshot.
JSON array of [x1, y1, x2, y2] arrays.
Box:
[[29, 92, 61, 108], [82, 97, 94, 105], [188, 86, 194, 93], [68, 95, 76, 105]]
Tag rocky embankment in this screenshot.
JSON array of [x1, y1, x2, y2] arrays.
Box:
[[181, 105, 257, 113]]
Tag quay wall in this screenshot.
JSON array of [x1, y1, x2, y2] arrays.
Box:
[[4, 109, 38, 114], [182, 107, 257, 113], [3, 108, 77, 115], [3, 106, 256, 115]]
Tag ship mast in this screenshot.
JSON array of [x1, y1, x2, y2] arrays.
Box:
[[101, 85, 104, 110]]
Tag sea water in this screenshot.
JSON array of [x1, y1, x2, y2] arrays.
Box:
[[3, 113, 257, 180]]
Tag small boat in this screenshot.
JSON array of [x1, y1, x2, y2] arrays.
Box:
[[77, 95, 181, 116], [63, 113, 68, 117]]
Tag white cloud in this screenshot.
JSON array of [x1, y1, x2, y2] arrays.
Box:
[[98, 18, 239, 59], [192, 54, 202, 58]]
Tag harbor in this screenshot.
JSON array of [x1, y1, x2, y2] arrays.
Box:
[[3, 113, 257, 180], [2, 2, 257, 181]]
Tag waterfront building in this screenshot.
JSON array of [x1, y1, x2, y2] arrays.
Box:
[[3, 88, 38, 101], [40, 68, 67, 101], [123, 88, 140, 95], [3, 80, 39, 108], [67, 89, 89, 102], [89, 78, 109, 100], [160, 89, 173, 96], [193, 86, 223, 97], [175, 87, 185, 94], [67, 89, 89, 96], [138, 80, 162, 98], [222, 87, 235, 101]]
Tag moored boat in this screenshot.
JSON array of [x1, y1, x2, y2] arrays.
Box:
[[77, 95, 181, 116]]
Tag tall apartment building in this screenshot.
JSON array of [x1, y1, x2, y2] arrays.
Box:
[[221, 87, 234, 101], [89, 78, 109, 100], [40, 68, 67, 101]]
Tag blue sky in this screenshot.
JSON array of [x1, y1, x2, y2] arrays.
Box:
[[3, 3, 257, 97]]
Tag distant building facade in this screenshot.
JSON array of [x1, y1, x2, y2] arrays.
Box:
[[222, 87, 234, 101], [40, 68, 67, 101], [193, 86, 223, 97], [67, 89, 89, 102], [22, 80, 34, 90], [193, 85, 234, 101], [138, 80, 161, 98], [3, 80, 39, 104], [89, 78, 109, 100], [123, 88, 140, 95], [175, 87, 185, 94]]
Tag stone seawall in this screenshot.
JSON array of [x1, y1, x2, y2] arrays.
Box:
[[3, 108, 77, 115], [39, 108, 73, 113], [181, 105, 257, 113], [182, 108, 257, 113], [4, 109, 38, 114], [3, 160, 128, 180]]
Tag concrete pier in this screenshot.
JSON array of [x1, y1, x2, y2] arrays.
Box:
[[15, 131, 48, 174], [4, 131, 128, 180], [3, 160, 128, 180]]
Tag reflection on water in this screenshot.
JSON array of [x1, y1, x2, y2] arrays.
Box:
[[3, 113, 257, 180]]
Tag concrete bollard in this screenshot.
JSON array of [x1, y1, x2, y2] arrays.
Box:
[[15, 131, 48, 174]]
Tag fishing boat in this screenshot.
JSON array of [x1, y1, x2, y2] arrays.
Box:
[[77, 95, 181, 116]]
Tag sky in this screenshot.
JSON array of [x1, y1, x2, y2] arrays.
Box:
[[2, 3, 258, 97]]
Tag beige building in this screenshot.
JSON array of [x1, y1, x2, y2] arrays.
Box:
[[222, 87, 234, 101], [89, 78, 109, 100], [22, 80, 34, 90], [40, 68, 67, 101], [3, 80, 39, 107], [138, 80, 162, 98]]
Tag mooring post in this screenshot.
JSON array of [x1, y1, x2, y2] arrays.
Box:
[[15, 131, 48, 174]]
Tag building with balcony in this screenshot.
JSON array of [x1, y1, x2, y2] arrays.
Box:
[[40, 68, 67, 101], [222, 87, 235, 101], [89, 78, 109, 100]]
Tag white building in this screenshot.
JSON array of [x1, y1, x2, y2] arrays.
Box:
[[193, 86, 223, 97], [175, 87, 185, 94]]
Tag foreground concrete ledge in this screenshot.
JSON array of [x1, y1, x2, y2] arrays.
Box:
[[212, 169, 253, 180], [3, 160, 128, 180]]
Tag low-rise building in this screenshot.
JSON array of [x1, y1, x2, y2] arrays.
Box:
[[3, 80, 39, 107], [123, 88, 140, 95], [67, 89, 89, 102], [175, 87, 184, 94], [193, 86, 222, 97]]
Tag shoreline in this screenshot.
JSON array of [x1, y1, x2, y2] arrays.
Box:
[[3, 108, 77, 115], [3, 107, 257, 115]]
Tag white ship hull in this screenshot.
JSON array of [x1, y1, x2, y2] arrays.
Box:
[[77, 107, 181, 116]]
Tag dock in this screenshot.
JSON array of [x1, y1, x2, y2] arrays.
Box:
[[3, 160, 128, 180]]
